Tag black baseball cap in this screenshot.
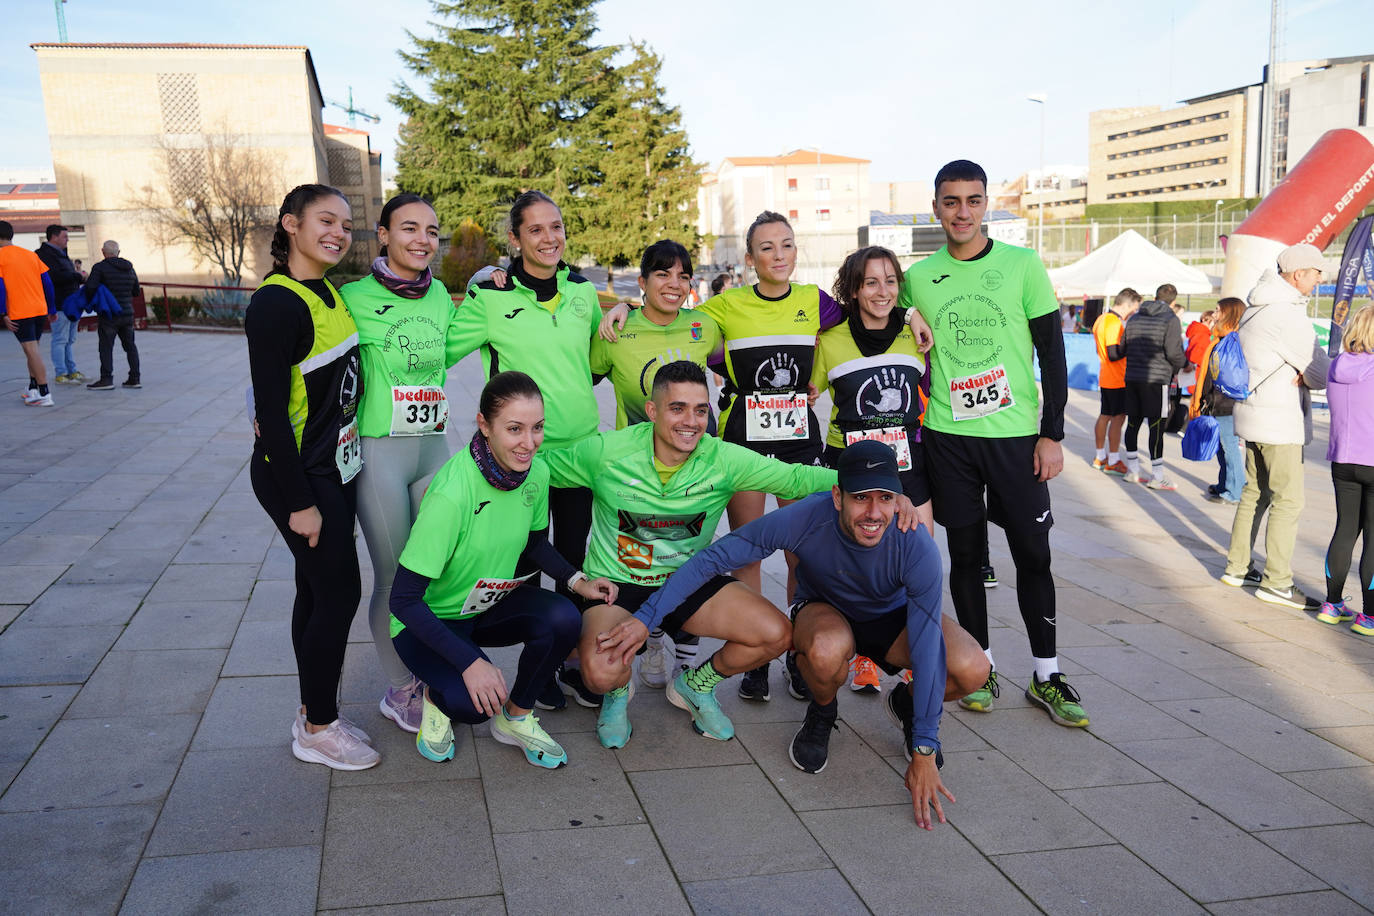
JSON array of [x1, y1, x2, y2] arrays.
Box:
[[836, 440, 902, 494]]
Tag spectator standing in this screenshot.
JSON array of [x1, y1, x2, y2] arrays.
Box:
[[84, 240, 141, 390], [1190, 298, 1247, 504], [1220, 243, 1330, 609], [1091, 288, 1141, 474], [36, 225, 84, 383], [1315, 304, 1374, 634], [0, 219, 56, 406], [1121, 285, 1186, 488]]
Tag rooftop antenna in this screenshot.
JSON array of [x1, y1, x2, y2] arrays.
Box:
[[325, 87, 380, 128], [54, 0, 68, 42]]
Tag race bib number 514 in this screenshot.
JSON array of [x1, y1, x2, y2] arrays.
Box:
[[949, 365, 1014, 422]]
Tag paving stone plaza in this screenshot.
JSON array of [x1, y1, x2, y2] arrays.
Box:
[[1, 330, 1372, 914]]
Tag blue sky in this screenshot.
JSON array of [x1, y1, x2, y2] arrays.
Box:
[[3, 0, 1368, 184]]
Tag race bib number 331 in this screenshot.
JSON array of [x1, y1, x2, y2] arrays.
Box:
[[390, 386, 449, 436], [745, 393, 809, 441], [949, 365, 1014, 422]]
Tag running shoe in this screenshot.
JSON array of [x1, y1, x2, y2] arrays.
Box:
[[534, 675, 567, 711], [639, 635, 668, 689], [849, 655, 881, 694], [886, 683, 915, 761], [1026, 673, 1090, 727], [597, 683, 634, 749], [1255, 584, 1321, 611], [1102, 460, 1129, 477], [379, 677, 424, 733], [1203, 492, 1238, 505], [292, 719, 380, 771], [53, 373, 69, 384], [1220, 566, 1262, 588], [491, 709, 567, 768], [785, 651, 811, 701], [1092, 457, 1107, 470], [900, 669, 913, 684], [982, 566, 999, 588], [25, 393, 54, 407], [738, 663, 770, 702], [69, 371, 86, 382], [789, 701, 838, 773], [556, 664, 602, 708], [1125, 472, 1151, 485], [21, 386, 36, 402], [415, 691, 455, 762], [295, 710, 373, 746], [1145, 475, 1178, 491], [122, 378, 142, 389], [667, 669, 735, 741], [1316, 600, 1355, 625], [1352, 614, 1374, 636], [86, 378, 114, 390], [959, 669, 999, 713]]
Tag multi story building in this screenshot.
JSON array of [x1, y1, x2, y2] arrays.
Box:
[[31, 43, 382, 285]]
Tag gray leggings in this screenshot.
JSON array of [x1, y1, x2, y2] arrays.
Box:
[[356, 434, 452, 687]]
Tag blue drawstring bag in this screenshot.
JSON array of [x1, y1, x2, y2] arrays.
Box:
[[1181, 415, 1220, 461]]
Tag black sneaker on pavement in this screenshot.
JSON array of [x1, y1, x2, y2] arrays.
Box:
[[556, 665, 601, 708], [738, 664, 770, 702], [122, 378, 142, 389], [885, 683, 915, 761], [981, 566, 998, 588], [789, 701, 837, 773], [784, 651, 811, 701], [87, 378, 115, 390], [1220, 566, 1262, 588], [534, 674, 567, 711], [1255, 584, 1321, 611]]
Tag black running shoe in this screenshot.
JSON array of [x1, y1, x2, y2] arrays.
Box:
[[885, 683, 915, 761], [534, 674, 567, 711], [785, 651, 811, 701], [981, 566, 998, 588], [738, 664, 770, 702], [789, 701, 837, 773], [556, 665, 602, 708]]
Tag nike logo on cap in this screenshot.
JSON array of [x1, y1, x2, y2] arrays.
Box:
[[866, 461, 883, 469]]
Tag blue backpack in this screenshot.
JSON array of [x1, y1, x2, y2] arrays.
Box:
[[1211, 332, 1250, 400], [1181, 415, 1220, 461]]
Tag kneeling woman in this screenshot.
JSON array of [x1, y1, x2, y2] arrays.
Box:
[[389, 372, 617, 768]]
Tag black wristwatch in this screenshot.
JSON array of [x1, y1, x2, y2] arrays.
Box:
[[914, 744, 937, 757]]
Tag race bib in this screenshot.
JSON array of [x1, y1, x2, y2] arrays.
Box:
[[459, 572, 537, 617], [745, 393, 809, 442], [335, 419, 362, 483], [389, 386, 449, 436], [949, 366, 1014, 422], [845, 426, 912, 471]]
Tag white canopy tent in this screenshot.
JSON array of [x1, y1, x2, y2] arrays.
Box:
[[1048, 229, 1213, 297]]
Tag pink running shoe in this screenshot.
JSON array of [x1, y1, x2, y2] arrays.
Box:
[[380, 677, 424, 733]]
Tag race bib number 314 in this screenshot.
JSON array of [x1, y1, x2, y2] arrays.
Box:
[[745, 393, 809, 441], [949, 365, 1014, 422]]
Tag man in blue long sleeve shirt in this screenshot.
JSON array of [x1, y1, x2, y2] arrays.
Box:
[[611, 440, 989, 829]]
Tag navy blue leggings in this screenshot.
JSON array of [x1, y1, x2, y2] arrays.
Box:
[[392, 586, 580, 723]]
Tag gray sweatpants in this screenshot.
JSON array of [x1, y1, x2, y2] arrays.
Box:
[[356, 434, 452, 687]]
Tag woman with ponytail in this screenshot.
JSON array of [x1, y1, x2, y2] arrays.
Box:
[[246, 184, 375, 770], [341, 194, 466, 734], [389, 371, 616, 767]]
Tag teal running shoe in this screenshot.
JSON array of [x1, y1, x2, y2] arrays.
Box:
[[491, 709, 567, 769], [666, 669, 735, 741], [597, 683, 634, 749], [416, 691, 455, 762]]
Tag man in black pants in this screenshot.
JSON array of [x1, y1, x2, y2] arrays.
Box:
[[899, 159, 1087, 727], [84, 240, 142, 390], [1122, 283, 1186, 490]]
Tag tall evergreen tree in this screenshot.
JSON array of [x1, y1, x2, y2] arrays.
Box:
[[392, 0, 618, 238], [578, 42, 701, 289]]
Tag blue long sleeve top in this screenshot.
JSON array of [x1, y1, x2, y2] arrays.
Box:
[[636, 493, 946, 750]]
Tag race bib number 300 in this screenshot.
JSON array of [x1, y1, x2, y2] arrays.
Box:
[[336, 419, 362, 483], [460, 572, 537, 617], [845, 427, 912, 470], [390, 386, 449, 436], [745, 393, 809, 442], [949, 365, 1014, 422]]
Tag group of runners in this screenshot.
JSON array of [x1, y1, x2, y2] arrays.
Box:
[[245, 158, 1084, 828]]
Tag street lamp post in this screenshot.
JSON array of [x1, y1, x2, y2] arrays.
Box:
[[1214, 199, 1224, 279], [1027, 94, 1047, 253]]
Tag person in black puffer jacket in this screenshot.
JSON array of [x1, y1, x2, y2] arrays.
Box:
[[1121, 284, 1185, 489], [84, 240, 142, 390]]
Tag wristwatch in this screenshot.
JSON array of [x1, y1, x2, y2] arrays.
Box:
[[914, 745, 938, 757], [566, 571, 588, 591]]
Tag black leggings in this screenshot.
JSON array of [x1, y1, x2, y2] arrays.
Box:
[[1124, 414, 1166, 462], [518, 485, 592, 599], [251, 459, 361, 726], [392, 586, 581, 722], [1325, 462, 1374, 614], [947, 520, 1056, 659]]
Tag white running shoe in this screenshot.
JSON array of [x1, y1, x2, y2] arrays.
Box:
[[292, 719, 380, 770], [639, 636, 668, 688]]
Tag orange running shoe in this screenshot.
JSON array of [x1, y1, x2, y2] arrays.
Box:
[[849, 655, 881, 694], [1103, 460, 1129, 477]]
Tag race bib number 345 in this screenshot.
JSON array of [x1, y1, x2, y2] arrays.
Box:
[[949, 365, 1014, 422], [390, 386, 449, 436], [745, 393, 809, 441]]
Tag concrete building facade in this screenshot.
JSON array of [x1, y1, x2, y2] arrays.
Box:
[[32, 43, 381, 286]]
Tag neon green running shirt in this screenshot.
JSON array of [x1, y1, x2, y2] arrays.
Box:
[[589, 308, 723, 427]]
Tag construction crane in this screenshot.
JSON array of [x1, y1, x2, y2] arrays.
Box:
[[325, 87, 380, 128], [53, 0, 68, 42]]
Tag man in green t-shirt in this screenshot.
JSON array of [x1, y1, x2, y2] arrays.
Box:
[[541, 361, 841, 749], [899, 159, 1086, 728]]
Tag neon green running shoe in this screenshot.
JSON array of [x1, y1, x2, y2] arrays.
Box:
[[958, 669, 999, 712], [491, 709, 567, 769], [597, 683, 634, 749], [666, 669, 735, 741], [1026, 673, 1090, 727], [416, 691, 454, 762]]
